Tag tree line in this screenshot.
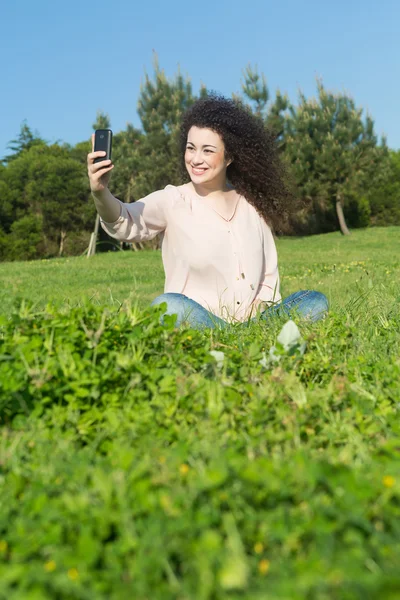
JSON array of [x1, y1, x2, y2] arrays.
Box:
[[1, 58, 399, 261]]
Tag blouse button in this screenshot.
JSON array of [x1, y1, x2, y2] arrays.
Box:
[[237, 301, 240, 304]]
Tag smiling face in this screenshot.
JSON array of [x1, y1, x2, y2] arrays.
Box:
[[184, 126, 232, 189]]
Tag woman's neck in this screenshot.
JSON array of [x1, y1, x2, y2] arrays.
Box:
[[188, 179, 234, 199]]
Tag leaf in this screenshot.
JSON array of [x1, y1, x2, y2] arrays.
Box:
[[277, 320, 303, 351], [283, 372, 307, 407], [248, 342, 262, 360], [207, 381, 224, 419], [209, 350, 225, 369], [218, 514, 249, 590], [260, 320, 306, 369]]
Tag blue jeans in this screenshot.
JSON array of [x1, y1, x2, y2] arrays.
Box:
[[150, 290, 329, 330]]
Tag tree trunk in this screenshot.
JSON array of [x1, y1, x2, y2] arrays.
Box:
[[336, 198, 351, 236], [92, 214, 100, 255], [87, 214, 100, 257], [87, 233, 95, 258], [59, 229, 67, 256]]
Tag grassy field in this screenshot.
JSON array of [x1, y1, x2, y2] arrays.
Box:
[[1, 226, 399, 315], [0, 226, 399, 599]]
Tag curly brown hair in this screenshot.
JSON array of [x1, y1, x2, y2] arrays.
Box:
[[179, 93, 296, 234]]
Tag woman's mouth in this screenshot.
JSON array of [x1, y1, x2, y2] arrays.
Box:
[[191, 167, 208, 175]]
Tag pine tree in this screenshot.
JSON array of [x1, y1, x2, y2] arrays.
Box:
[[241, 64, 269, 119], [92, 111, 111, 131], [284, 78, 386, 235], [132, 55, 196, 198], [265, 90, 292, 151], [2, 121, 46, 164], [365, 149, 400, 225], [240, 64, 292, 150], [111, 123, 143, 202]]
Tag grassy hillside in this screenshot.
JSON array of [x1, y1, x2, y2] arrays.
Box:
[[0, 227, 399, 599]]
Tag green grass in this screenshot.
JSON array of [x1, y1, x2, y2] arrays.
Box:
[[1, 226, 399, 315], [0, 226, 399, 599]]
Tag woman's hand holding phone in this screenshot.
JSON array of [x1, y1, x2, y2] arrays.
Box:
[[87, 132, 114, 194]]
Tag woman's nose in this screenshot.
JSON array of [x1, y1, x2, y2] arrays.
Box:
[[192, 152, 204, 164]]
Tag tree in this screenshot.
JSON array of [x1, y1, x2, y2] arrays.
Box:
[[366, 149, 400, 225], [265, 90, 292, 151], [2, 121, 46, 164], [0, 163, 13, 232], [24, 144, 94, 255], [132, 55, 196, 198], [110, 123, 144, 202], [5, 214, 44, 261], [0, 149, 34, 230], [240, 64, 292, 151], [241, 63, 269, 119], [284, 78, 387, 235], [92, 111, 111, 131], [2, 143, 93, 258]]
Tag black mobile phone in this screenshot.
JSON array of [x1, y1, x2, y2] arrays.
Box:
[[94, 129, 113, 163]]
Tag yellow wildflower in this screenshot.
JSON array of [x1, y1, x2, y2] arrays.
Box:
[[68, 568, 79, 580], [179, 463, 190, 476], [254, 542, 264, 554], [44, 560, 56, 572], [383, 475, 395, 488], [0, 540, 7, 553], [258, 559, 270, 575]]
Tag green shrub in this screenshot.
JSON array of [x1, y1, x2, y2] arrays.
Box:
[[4, 215, 44, 261], [0, 296, 399, 598]]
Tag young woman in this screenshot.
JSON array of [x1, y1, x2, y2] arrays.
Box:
[[87, 94, 328, 329]]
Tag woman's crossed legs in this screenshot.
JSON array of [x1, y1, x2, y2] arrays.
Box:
[[150, 290, 329, 330]]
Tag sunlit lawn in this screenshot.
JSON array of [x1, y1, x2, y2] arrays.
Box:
[[1, 226, 399, 317]]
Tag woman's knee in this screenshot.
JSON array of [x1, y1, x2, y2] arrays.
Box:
[[301, 290, 329, 321], [150, 293, 190, 326], [282, 289, 329, 322], [316, 291, 329, 311], [151, 292, 186, 308]]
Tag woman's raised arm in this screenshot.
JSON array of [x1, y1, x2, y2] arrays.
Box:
[[87, 133, 120, 223]]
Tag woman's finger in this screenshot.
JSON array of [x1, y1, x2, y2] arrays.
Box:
[[87, 151, 107, 165], [89, 160, 113, 174], [92, 164, 114, 178]]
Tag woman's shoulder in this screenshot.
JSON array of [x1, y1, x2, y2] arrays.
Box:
[[163, 183, 194, 208], [140, 184, 188, 206]]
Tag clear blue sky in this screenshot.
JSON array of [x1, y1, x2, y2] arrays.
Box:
[[2, 0, 399, 161]]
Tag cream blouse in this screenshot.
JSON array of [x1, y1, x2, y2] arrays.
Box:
[[100, 183, 281, 323]]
